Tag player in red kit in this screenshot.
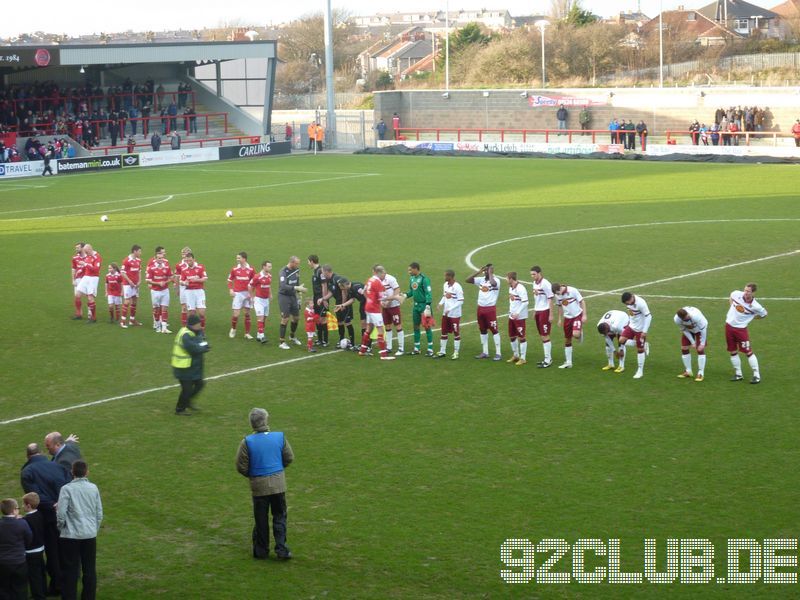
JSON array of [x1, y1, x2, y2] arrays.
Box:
[[304, 298, 319, 352], [120, 244, 143, 327], [228, 251, 255, 340], [145, 246, 164, 329], [359, 265, 395, 360], [71, 242, 86, 319], [105, 263, 123, 322], [180, 253, 208, 329], [145, 247, 172, 333], [76, 243, 102, 323], [173, 246, 192, 327], [249, 261, 273, 344]]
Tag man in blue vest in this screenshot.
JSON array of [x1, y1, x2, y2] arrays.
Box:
[[171, 314, 210, 415], [235, 408, 294, 560]]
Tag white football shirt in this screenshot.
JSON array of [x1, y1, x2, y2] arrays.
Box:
[[726, 290, 767, 328], [532, 277, 554, 312], [439, 281, 464, 318], [673, 306, 708, 333], [597, 310, 629, 335], [554, 286, 584, 319], [473, 275, 500, 307], [626, 295, 651, 332], [382, 273, 401, 308], [508, 282, 529, 319]]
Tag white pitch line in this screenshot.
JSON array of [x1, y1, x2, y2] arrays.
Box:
[[593, 250, 800, 297], [466, 219, 800, 299], [0, 184, 51, 193], [184, 168, 380, 176], [580, 290, 800, 301], [1, 173, 377, 221], [464, 218, 800, 273], [0, 352, 324, 426]]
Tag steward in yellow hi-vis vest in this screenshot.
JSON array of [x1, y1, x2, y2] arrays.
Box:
[[171, 314, 210, 415]]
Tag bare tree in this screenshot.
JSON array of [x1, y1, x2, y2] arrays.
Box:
[[549, 0, 579, 20]]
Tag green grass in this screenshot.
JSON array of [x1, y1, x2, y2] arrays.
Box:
[[1, 154, 799, 598]]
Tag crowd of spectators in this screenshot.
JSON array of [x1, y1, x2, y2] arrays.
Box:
[[1, 137, 77, 163], [687, 106, 773, 146], [0, 78, 195, 146]]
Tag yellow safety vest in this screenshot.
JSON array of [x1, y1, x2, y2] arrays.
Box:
[[171, 327, 195, 368]]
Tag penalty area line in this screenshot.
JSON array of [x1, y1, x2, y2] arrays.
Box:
[[0, 352, 327, 426]]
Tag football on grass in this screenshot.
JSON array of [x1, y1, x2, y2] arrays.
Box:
[[225, 210, 233, 218], [100, 215, 109, 222]]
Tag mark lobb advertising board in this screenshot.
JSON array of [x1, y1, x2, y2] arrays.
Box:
[[219, 141, 291, 161], [57, 156, 121, 174]]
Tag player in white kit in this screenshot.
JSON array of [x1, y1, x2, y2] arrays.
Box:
[[435, 270, 464, 360], [381, 271, 405, 356], [551, 282, 587, 369], [725, 283, 767, 384], [674, 306, 708, 382], [466, 264, 502, 360], [596, 310, 630, 371], [530, 266, 554, 368], [620, 291, 652, 379]]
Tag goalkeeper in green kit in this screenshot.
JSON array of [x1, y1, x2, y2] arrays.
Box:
[[403, 261, 435, 356]]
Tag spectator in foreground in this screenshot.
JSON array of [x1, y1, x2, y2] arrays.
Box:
[[22, 492, 47, 600], [236, 408, 294, 561], [56, 460, 103, 600], [0, 498, 32, 600], [21, 443, 69, 596], [44, 432, 82, 474], [170, 131, 180, 150]]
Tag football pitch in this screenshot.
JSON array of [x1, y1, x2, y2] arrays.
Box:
[[1, 153, 799, 598]]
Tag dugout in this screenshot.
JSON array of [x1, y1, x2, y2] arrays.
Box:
[[0, 41, 278, 138]]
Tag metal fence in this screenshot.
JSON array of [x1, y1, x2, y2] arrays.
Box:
[[270, 112, 375, 150], [613, 52, 800, 82]]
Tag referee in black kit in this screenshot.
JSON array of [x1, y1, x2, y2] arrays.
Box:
[[308, 255, 330, 347], [277, 256, 306, 350]]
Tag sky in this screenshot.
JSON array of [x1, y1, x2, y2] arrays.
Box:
[[0, 0, 779, 39]]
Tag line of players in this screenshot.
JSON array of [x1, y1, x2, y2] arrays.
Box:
[[71, 244, 768, 382]]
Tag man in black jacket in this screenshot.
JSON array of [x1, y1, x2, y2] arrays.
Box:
[[20, 444, 69, 596], [44, 433, 82, 474], [171, 314, 210, 415]]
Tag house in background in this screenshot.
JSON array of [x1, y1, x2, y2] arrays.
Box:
[[696, 0, 781, 37], [357, 26, 435, 80], [771, 0, 800, 38], [641, 8, 743, 46]]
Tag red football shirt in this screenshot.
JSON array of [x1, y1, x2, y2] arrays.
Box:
[[122, 255, 142, 285], [147, 262, 172, 291], [83, 252, 102, 277], [364, 276, 383, 314], [250, 272, 272, 299], [105, 272, 123, 296], [72, 253, 85, 279], [181, 264, 207, 290], [228, 264, 255, 292]]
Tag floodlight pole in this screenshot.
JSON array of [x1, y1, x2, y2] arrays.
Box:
[[324, 0, 336, 148], [659, 0, 664, 88], [536, 21, 549, 88], [445, 0, 450, 92]]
